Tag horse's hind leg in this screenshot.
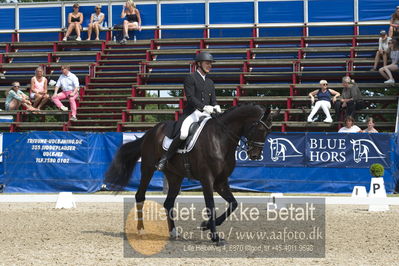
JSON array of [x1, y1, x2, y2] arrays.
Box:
[[163, 172, 183, 239], [135, 164, 155, 233]]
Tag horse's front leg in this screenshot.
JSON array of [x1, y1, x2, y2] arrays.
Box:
[[201, 178, 225, 246], [201, 180, 237, 230]]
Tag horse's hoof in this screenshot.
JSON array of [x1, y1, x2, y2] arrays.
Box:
[[137, 229, 145, 235], [169, 228, 179, 240], [199, 221, 209, 231], [216, 239, 226, 246]]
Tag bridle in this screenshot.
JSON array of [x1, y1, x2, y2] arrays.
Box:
[[244, 115, 271, 151], [213, 112, 271, 152]]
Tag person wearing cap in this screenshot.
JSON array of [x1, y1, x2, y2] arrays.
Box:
[[63, 3, 84, 41], [378, 38, 399, 84], [370, 30, 391, 71], [155, 52, 221, 171], [87, 4, 105, 41], [307, 80, 340, 123], [389, 6, 399, 38]]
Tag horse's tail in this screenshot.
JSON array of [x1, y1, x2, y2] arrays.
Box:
[[104, 136, 144, 189]]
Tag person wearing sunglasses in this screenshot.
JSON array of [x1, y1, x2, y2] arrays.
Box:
[[63, 3, 84, 41], [87, 4, 105, 41], [307, 80, 340, 123], [5, 81, 38, 111]]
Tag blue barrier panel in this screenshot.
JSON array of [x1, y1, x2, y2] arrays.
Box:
[[359, 0, 394, 21], [259, 1, 304, 23], [308, 26, 354, 36], [308, 0, 354, 22], [359, 25, 390, 35], [19, 32, 59, 42], [112, 4, 156, 27], [1, 132, 397, 193], [210, 28, 252, 38], [20, 7, 61, 29], [2, 132, 121, 193], [162, 29, 203, 39], [259, 27, 303, 37], [161, 3, 205, 25], [0, 8, 15, 30], [210, 2, 254, 24]]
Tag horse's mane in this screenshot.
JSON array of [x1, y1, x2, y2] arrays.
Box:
[[219, 103, 264, 123]]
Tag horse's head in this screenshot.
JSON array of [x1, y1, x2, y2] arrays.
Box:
[[244, 106, 277, 160]]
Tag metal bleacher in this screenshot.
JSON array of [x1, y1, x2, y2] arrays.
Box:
[[0, 32, 398, 132]]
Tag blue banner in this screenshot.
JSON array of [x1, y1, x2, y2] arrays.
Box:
[[0, 132, 397, 194], [236, 133, 391, 169]]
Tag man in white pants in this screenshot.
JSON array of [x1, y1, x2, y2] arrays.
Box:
[[307, 80, 340, 123], [156, 52, 221, 171]]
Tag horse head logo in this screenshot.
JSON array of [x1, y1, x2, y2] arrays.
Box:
[[350, 139, 385, 163], [268, 138, 303, 162]]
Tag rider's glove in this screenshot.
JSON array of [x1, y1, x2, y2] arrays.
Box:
[[214, 105, 222, 113], [203, 105, 214, 114]]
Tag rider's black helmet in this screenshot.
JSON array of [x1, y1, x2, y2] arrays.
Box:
[[195, 52, 215, 62]]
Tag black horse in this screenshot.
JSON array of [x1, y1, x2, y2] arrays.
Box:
[[105, 103, 276, 246]]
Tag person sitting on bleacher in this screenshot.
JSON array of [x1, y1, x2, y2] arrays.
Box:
[[361, 117, 378, 133], [370, 30, 391, 71], [52, 65, 79, 121], [63, 3, 84, 41], [334, 76, 363, 121], [338, 116, 361, 133], [30, 67, 49, 110], [389, 6, 399, 38], [307, 80, 340, 123], [119, 0, 141, 44], [5, 82, 38, 112], [379, 38, 399, 84], [87, 4, 105, 41]]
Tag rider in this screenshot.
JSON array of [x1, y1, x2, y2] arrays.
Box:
[[156, 52, 222, 171]]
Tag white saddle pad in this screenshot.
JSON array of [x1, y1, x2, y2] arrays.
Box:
[[162, 117, 211, 153]]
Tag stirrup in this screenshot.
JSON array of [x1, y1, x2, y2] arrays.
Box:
[[156, 157, 167, 171]]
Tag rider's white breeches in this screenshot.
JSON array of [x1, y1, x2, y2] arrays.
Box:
[[307, 100, 332, 121], [180, 110, 210, 140]]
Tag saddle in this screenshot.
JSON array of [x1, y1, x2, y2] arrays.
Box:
[[162, 116, 211, 153]]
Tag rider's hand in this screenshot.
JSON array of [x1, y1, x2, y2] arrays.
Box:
[[214, 105, 222, 113], [203, 105, 214, 114]]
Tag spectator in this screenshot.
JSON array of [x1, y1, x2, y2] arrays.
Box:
[[370, 30, 391, 71], [307, 80, 340, 123], [30, 67, 50, 110], [389, 6, 399, 38], [120, 0, 141, 44], [334, 76, 364, 121], [379, 38, 399, 84], [87, 4, 105, 41], [362, 117, 379, 133], [338, 116, 361, 133], [52, 65, 79, 121], [5, 82, 38, 111], [63, 3, 84, 41]]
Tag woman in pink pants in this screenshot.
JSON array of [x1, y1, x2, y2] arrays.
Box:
[[52, 65, 79, 121]]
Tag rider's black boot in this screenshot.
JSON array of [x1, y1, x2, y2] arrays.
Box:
[[156, 136, 184, 171]]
